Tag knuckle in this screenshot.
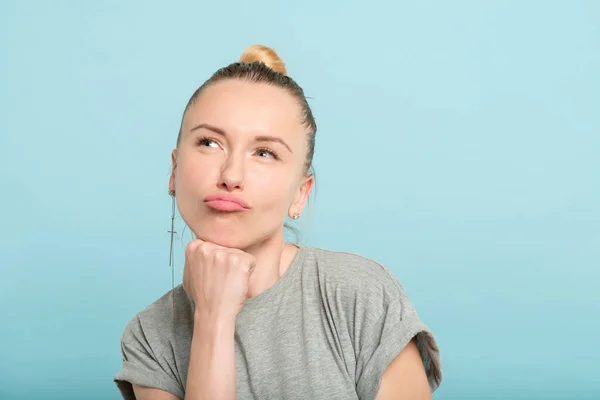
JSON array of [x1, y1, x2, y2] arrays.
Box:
[[228, 254, 240, 265], [185, 241, 197, 257], [185, 239, 206, 257], [199, 242, 213, 257], [214, 249, 228, 264]]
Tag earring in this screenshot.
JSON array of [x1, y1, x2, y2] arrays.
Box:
[[167, 192, 177, 292], [291, 213, 300, 220]]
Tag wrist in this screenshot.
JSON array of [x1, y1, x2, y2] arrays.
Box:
[[193, 310, 236, 336]]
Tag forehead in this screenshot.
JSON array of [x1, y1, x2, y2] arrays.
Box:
[[183, 80, 305, 141]]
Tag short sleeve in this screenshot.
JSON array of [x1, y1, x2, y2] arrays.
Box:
[[354, 294, 442, 400], [114, 316, 185, 400]]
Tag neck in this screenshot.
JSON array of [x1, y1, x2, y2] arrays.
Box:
[[242, 229, 298, 299]]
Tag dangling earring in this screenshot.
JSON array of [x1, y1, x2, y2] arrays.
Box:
[[168, 190, 177, 293], [291, 212, 300, 220]]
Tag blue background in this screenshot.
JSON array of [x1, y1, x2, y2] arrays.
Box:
[[1, 1, 598, 399]]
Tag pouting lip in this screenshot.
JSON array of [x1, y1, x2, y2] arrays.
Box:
[[203, 193, 251, 209]]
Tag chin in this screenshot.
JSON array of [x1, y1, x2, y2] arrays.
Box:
[[192, 227, 252, 250], [207, 236, 247, 249], [187, 214, 279, 250]]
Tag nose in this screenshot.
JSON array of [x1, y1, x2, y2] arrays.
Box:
[[218, 153, 244, 191]]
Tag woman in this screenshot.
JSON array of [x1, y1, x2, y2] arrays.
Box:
[[114, 44, 442, 400]]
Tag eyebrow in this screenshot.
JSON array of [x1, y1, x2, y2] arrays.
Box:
[[190, 123, 293, 153]]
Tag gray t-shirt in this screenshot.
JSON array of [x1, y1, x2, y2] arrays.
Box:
[[114, 245, 442, 399]]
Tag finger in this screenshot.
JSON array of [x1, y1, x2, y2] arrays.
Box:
[[185, 238, 205, 256], [213, 248, 229, 266]]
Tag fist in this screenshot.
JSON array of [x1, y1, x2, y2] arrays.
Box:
[[183, 239, 256, 321]]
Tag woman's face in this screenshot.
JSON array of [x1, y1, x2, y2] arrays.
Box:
[[169, 79, 313, 249]]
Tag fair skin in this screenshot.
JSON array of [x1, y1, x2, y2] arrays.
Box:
[[131, 79, 431, 400]]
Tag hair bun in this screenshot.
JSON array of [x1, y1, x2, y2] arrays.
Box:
[[240, 44, 287, 76]]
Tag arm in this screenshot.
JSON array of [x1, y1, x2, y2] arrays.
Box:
[[126, 240, 254, 400], [131, 313, 236, 400], [375, 339, 432, 400], [132, 385, 179, 400], [184, 312, 237, 400]]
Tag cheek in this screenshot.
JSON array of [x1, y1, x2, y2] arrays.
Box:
[[247, 169, 296, 208], [178, 155, 218, 186], [247, 167, 275, 186]]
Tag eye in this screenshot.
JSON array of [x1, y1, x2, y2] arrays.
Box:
[[256, 147, 279, 160], [196, 136, 220, 149]]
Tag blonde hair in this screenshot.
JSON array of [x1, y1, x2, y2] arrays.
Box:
[[239, 44, 287, 76]]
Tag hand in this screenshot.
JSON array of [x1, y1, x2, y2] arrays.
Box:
[[183, 239, 256, 321]]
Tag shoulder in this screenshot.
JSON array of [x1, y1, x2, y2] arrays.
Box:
[[306, 246, 403, 290], [115, 287, 189, 399], [121, 285, 193, 345], [303, 246, 408, 309], [303, 247, 443, 393]]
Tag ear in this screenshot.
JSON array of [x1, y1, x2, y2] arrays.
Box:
[[168, 149, 178, 194], [288, 174, 314, 218]]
